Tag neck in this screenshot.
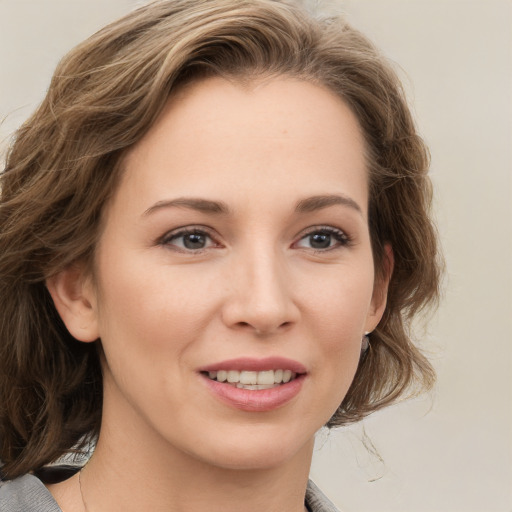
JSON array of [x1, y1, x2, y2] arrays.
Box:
[[77, 383, 314, 512], [81, 433, 313, 512]]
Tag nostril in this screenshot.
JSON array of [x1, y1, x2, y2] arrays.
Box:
[[226, 310, 298, 335]]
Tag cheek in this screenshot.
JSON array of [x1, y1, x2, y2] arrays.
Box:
[[300, 263, 375, 334], [93, 264, 212, 418], [300, 263, 374, 394], [94, 255, 222, 367]]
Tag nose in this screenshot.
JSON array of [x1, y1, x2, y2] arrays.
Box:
[[221, 249, 300, 337]]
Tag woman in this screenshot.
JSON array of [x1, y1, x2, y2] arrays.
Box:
[[0, 1, 441, 511]]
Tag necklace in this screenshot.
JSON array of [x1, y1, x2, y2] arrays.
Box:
[[78, 468, 89, 512], [78, 465, 309, 512]]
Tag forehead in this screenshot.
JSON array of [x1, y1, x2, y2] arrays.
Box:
[[116, 75, 368, 217]]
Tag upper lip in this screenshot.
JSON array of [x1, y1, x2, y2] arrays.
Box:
[[198, 357, 307, 374]]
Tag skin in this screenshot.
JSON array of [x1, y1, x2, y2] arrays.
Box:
[[47, 76, 389, 512]]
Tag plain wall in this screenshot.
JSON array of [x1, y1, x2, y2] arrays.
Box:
[[309, 3, 512, 512], [1, 1, 511, 511]]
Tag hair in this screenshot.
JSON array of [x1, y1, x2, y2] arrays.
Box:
[[0, 0, 441, 480]]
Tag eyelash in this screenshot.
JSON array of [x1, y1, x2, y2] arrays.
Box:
[[294, 226, 351, 252], [159, 227, 219, 253], [159, 225, 351, 253]]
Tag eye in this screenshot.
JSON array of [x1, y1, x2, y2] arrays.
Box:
[[294, 227, 349, 251], [161, 228, 218, 252]]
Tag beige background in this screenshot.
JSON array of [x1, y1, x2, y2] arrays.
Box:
[[1, 1, 511, 511]]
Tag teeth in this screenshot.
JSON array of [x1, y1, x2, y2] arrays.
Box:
[[227, 370, 240, 383], [240, 371, 257, 385], [236, 383, 277, 390], [257, 370, 274, 385], [206, 369, 299, 385]]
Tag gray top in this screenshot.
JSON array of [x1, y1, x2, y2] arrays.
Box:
[[0, 474, 61, 512], [0, 474, 339, 512]]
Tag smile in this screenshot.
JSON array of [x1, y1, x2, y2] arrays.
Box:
[[199, 357, 307, 411], [204, 369, 298, 390]]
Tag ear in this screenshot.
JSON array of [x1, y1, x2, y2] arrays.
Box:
[[365, 243, 394, 333], [46, 264, 99, 342]]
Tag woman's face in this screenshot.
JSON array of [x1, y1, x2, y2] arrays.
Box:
[[83, 76, 388, 470]]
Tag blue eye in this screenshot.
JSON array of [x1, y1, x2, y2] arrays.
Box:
[[162, 229, 216, 251], [295, 227, 349, 251]]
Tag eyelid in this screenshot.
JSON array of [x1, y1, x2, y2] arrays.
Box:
[[293, 225, 351, 251], [158, 225, 221, 252], [157, 224, 351, 253]]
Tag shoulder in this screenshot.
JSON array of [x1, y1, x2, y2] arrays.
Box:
[[306, 480, 340, 512], [0, 473, 62, 512]]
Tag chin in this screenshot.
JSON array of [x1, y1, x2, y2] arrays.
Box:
[[184, 422, 316, 472], [198, 447, 303, 472]]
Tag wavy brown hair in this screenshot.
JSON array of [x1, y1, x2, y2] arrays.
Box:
[[0, 0, 441, 480]]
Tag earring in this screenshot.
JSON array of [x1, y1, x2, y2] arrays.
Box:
[[361, 332, 370, 355]]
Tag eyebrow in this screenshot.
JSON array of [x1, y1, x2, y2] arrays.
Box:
[[143, 193, 363, 217], [143, 197, 231, 216], [294, 194, 363, 216]]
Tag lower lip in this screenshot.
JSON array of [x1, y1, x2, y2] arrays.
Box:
[[201, 374, 305, 412]]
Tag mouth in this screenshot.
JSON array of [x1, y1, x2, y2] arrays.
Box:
[[198, 357, 307, 411], [201, 369, 300, 390]]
